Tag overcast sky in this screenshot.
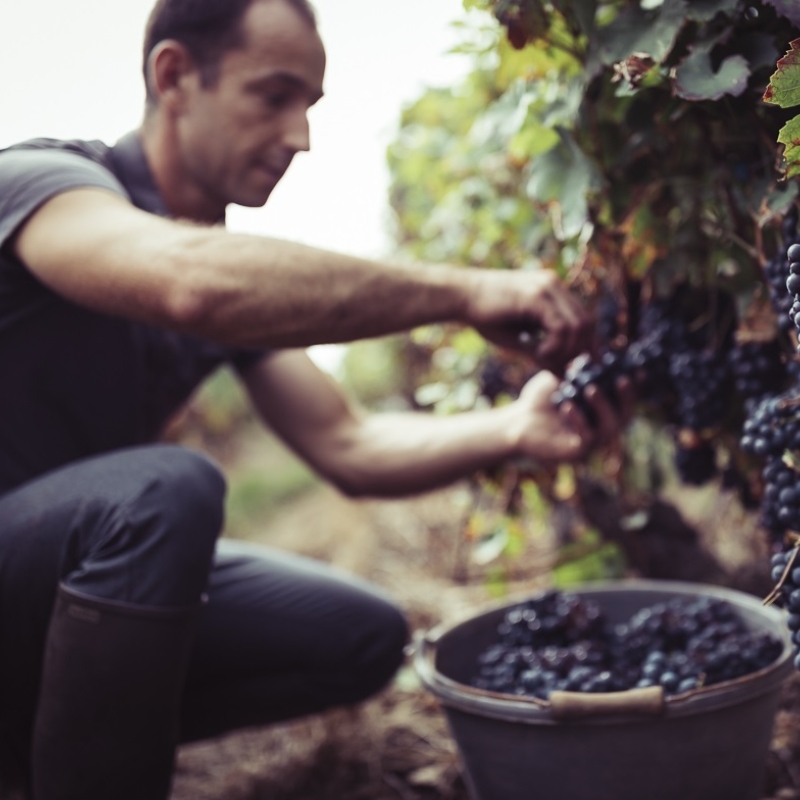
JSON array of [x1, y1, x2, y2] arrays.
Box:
[[0, 0, 475, 258]]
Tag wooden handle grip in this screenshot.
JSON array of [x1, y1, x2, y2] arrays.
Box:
[[549, 686, 665, 720]]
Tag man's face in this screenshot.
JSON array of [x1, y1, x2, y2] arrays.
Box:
[[176, 0, 326, 212]]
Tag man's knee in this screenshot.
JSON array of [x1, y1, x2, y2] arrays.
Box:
[[67, 445, 227, 606], [344, 599, 409, 702], [137, 445, 226, 540]]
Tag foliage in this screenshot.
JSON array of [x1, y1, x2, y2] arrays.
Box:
[[386, 0, 800, 578], [340, 336, 410, 409], [166, 367, 320, 540], [765, 38, 800, 177], [390, 0, 799, 278], [224, 460, 318, 538]]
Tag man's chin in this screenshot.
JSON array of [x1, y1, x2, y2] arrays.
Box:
[[233, 187, 276, 208]]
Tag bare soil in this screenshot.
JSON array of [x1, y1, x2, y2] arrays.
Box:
[[169, 482, 800, 800]]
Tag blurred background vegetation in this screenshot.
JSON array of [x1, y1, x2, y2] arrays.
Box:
[[169, 0, 800, 592]]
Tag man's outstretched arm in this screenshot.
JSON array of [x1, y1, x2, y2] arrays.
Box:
[[14, 188, 591, 370], [240, 349, 627, 498]]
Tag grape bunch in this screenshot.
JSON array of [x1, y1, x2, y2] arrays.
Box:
[[768, 546, 800, 669], [550, 350, 627, 428], [765, 206, 799, 335], [728, 340, 787, 403], [550, 291, 737, 484], [740, 391, 800, 542], [739, 226, 800, 543], [787, 240, 800, 346], [669, 348, 734, 484], [669, 349, 732, 431], [766, 251, 796, 335], [740, 390, 800, 461], [478, 357, 512, 403], [470, 589, 783, 699], [594, 285, 622, 349], [549, 299, 683, 424], [674, 438, 718, 486]]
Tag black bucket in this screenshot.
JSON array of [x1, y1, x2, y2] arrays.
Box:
[[414, 579, 793, 800]]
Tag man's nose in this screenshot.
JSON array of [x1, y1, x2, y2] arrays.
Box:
[[283, 109, 311, 153]]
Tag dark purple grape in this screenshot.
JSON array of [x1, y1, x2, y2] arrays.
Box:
[[728, 339, 788, 402], [779, 212, 800, 342], [470, 590, 783, 697], [767, 545, 800, 669]]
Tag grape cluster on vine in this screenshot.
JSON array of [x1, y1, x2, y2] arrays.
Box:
[[550, 289, 741, 485], [729, 340, 786, 401], [787, 238, 800, 345], [768, 546, 800, 669], [545, 212, 800, 493], [474, 206, 800, 673]]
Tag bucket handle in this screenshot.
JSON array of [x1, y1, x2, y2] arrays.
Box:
[[549, 686, 665, 720], [416, 632, 666, 721]]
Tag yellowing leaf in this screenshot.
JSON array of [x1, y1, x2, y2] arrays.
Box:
[[778, 115, 800, 179], [764, 38, 800, 108]]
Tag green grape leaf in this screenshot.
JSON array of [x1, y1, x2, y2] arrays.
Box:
[[674, 46, 750, 101], [737, 31, 782, 73], [684, 0, 740, 22], [588, 0, 689, 74], [509, 125, 561, 160], [764, 39, 800, 109], [778, 115, 800, 178], [551, 0, 598, 37], [525, 133, 602, 239], [762, 0, 800, 27], [758, 181, 800, 226]]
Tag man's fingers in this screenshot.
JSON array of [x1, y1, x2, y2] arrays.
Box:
[[557, 399, 594, 454], [582, 380, 629, 443], [531, 293, 593, 370]]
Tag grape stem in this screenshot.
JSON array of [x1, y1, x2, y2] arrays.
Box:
[[763, 542, 800, 607]]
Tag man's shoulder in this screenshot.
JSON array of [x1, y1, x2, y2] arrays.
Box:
[[0, 135, 127, 202], [0, 135, 130, 257], [0, 135, 120, 189], [1, 136, 111, 165]]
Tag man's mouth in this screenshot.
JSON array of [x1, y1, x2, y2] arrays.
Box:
[[257, 161, 289, 181]]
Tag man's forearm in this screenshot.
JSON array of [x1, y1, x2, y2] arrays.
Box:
[[17, 190, 590, 366], [15, 190, 479, 350], [323, 403, 523, 498], [165, 228, 475, 347]]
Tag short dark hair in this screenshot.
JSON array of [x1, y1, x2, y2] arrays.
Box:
[[142, 0, 317, 105]]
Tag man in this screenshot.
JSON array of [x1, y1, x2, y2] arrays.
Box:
[[0, 0, 626, 797]]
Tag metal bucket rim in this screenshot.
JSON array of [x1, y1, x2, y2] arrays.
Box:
[[415, 578, 794, 725]]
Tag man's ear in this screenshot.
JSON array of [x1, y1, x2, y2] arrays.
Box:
[[145, 40, 200, 112]]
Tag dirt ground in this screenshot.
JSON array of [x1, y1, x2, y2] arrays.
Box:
[[168, 480, 800, 800]]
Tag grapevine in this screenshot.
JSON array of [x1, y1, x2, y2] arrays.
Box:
[[387, 0, 800, 680]]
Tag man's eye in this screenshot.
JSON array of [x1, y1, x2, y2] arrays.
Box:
[[264, 93, 290, 108]]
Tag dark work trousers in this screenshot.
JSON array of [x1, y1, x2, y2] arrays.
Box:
[[0, 444, 409, 782]]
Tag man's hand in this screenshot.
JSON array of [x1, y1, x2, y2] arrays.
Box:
[[508, 368, 633, 464], [467, 269, 593, 374]]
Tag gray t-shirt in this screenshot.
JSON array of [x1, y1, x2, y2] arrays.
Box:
[[0, 131, 265, 495]]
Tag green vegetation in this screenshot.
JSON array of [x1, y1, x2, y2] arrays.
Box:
[[170, 367, 320, 540], [385, 0, 800, 582]]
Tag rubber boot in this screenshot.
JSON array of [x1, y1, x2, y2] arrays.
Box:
[[30, 584, 202, 800]]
